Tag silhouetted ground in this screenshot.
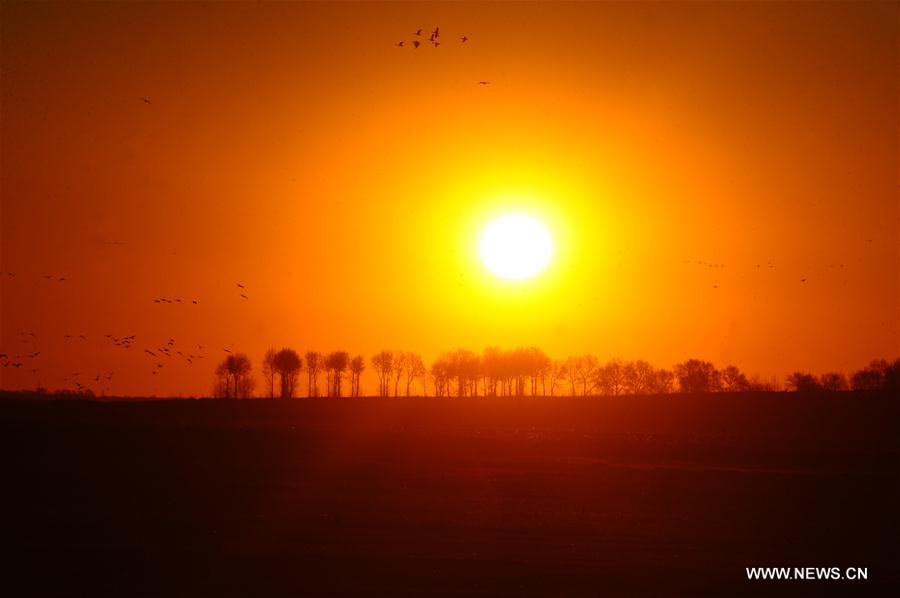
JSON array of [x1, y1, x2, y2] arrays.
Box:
[[1, 392, 897, 596]]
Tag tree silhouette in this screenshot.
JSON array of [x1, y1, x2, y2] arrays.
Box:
[[214, 353, 254, 399], [594, 359, 623, 396], [720, 365, 750, 392], [850, 358, 900, 391], [325, 351, 349, 397], [786, 372, 820, 392], [305, 351, 322, 397], [674, 359, 720, 393], [371, 350, 393, 397], [403, 352, 426, 396], [349, 355, 365, 397], [393, 351, 407, 396], [262, 348, 277, 398], [548, 360, 567, 397], [820, 372, 848, 391], [272, 348, 302, 399]]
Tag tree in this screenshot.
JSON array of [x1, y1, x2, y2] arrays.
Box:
[[623, 360, 655, 395], [393, 351, 407, 397], [403, 352, 426, 396], [594, 359, 625, 396], [349, 355, 365, 397], [785, 372, 820, 392], [720, 365, 750, 392], [674, 359, 720, 393], [214, 353, 254, 399], [850, 359, 900, 391], [325, 351, 349, 397], [548, 360, 567, 397], [262, 348, 277, 398], [305, 351, 322, 397], [371, 350, 394, 397], [272, 348, 302, 399], [819, 372, 848, 392]]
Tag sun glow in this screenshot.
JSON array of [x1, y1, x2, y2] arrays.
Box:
[[479, 213, 553, 280]]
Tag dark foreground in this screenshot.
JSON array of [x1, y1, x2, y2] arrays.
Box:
[[2, 392, 898, 597]]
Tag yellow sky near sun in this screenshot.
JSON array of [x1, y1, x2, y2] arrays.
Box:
[[1, 1, 897, 396]]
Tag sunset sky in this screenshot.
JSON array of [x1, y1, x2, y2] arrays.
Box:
[[1, 1, 897, 396]]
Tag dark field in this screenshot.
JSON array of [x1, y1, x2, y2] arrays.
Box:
[[2, 393, 898, 597]]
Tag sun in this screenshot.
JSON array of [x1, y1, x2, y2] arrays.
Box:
[[479, 213, 553, 280]]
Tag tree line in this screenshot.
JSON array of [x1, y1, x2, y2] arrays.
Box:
[[212, 348, 900, 399]]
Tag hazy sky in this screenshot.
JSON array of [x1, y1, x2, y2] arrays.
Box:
[[1, 1, 897, 396]]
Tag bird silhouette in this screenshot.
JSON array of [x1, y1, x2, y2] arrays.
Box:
[[140, 97, 151, 104], [415, 28, 422, 36], [240, 294, 248, 299], [433, 41, 440, 48], [412, 40, 420, 49], [237, 283, 245, 289], [396, 41, 404, 47], [432, 26, 439, 38], [800, 278, 807, 283], [461, 36, 468, 43], [478, 81, 490, 85]]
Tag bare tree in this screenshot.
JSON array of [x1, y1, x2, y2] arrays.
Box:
[[594, 359, 624, 396], [393, 351, 407, 397], [325, 351, 349, 397], [371, 350, 393, 397], [403, 352, 426, 396], [262, 348, 277, 398], [213, 353, 254, 399], [272, 348, 302, 398], [674, 359, 720, 393], [786, 372, 820, 392], [720, 365, 750, 392], [305, 351, 322, 397], [820, 372, 848, 391], [349, 355, 365, 397], [548, 360, 567, 397]]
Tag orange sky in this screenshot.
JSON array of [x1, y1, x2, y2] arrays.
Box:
[[1, 1, 897, 396]]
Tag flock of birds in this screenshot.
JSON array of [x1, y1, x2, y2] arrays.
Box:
[[394, 26, 490, 85], [0, 273, 255, 392]]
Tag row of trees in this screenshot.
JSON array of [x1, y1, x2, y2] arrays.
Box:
[[213, 349, 900, 399]]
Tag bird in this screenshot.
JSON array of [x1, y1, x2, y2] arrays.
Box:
[[432, 41, 440, 48], [192, 300, 199, 304], [478, 81, 490, 85], [58, 277, 66, 282], [224, 348, 232, 353], [412, 40, 420, 49], [396, 41, 404, 47], [240, 294, 248, 299], [432, 26, 439, 38], [237, 283, 245, 289], [800, 278, 807, 283], [140, 97, 151, 104], [415, 28, 422, 36], [461, 36, 468, 43]]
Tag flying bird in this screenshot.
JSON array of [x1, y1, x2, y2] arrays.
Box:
[[478, 81, 490, 85], [432, 26, 439, 38], [461, 36, 468, 43], [800, 278, 807, 283], [415, 28, 422, 36], [412, 40, 420, 49], [140, 97, 151, 104], [396, 41, 404, 47], [237, 283, 245, 289], [240, 294, 249, 299]]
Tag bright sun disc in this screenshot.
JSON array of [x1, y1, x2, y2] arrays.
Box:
[[479, 213, 553, 280]]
